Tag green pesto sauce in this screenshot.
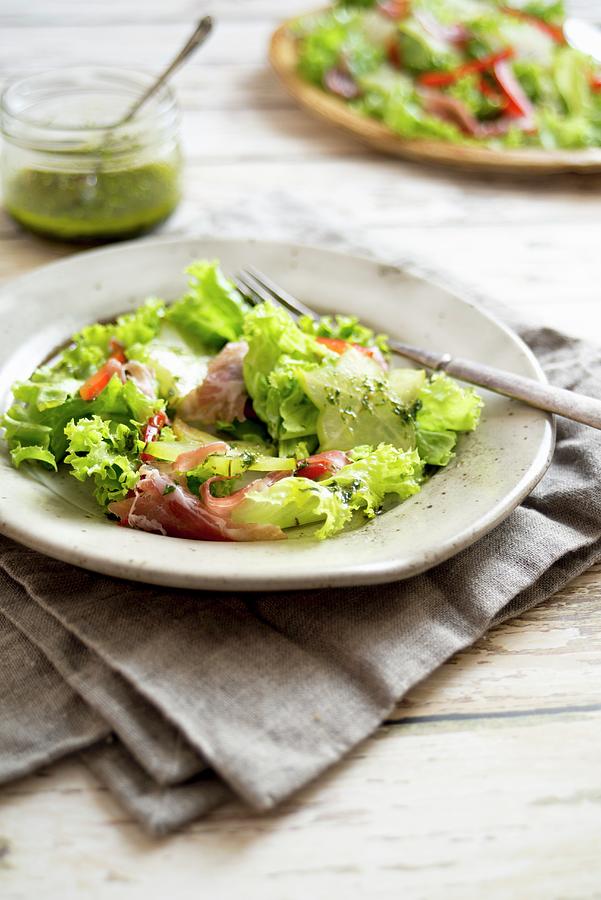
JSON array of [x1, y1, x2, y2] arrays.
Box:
[[4, 161, 181, 242]]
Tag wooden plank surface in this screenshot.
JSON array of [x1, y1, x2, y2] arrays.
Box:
[[1, 1, 601, 897]]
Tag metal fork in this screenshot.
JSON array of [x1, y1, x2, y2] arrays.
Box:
[[235, 266, 601, 431]]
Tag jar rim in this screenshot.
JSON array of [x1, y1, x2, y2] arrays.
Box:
[[1, 66, 177, 142]]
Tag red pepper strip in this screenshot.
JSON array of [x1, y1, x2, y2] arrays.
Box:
[[108, 338, 127, 364], [418, 48, 514, 88], [493, 58, 535, 121], [79, 358, 124, 402], [140, 411, 169, 461], [316, 336, 387, 369], [295, 451, 350, 482], [387, 38, 402, 69], [591, 75, 601, 93], [501, 7, 564, 44]]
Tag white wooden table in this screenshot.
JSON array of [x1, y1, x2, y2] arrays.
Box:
[[1, 3, 601, 897]]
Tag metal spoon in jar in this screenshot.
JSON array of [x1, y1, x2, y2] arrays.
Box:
[[98, 15, 213, 145]]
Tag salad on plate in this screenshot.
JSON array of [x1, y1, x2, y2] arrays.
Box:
[[293, 0, 601, 149], [1, 261, 482, 542]]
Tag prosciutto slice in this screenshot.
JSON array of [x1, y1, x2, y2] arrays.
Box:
[[173, 441, 230, 473], [420, 89, 484, 136], [421, 89, 536, 139], [199, 470, 290, 516], [123, 360, 157, 398], [179, 341, 249, 426], [109, 466, 286, 542]]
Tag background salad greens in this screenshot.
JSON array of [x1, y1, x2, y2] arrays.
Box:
[[294, 0, 601, 149]]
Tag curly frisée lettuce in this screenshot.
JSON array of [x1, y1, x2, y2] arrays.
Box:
[[64, 416, 143, 506], [233, 444, 423, 539], [4, 374, 163, 471], [1, 257, 484, 544]]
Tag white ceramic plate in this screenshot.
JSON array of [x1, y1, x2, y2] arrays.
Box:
[[0, 237, 554, 591]]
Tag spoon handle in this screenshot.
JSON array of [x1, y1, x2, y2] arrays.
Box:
[[122, 15, 213, 125]]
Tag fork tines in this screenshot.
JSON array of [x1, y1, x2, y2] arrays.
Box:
[[235, 267, 319, 321]]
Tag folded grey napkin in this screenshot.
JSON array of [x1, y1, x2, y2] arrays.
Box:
[[1, 227, 600, 834]]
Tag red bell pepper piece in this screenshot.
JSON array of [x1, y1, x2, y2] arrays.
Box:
[[493, 57, 535, 121], [79, 358, 125, 402], [591, 75, 601, 93], [295, 451, 350, 482], [140, 411, 169, 461], [501, 7, 564, 44], [108, 338, 127, 364], [316, 336, 387, 369], [387, 38, 402, 69], [418, 48, 514, 88], [79, 337, 129, 401]]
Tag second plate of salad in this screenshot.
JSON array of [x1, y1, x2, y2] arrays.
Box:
[[270, 0, 601, 173], [0, 237, 554, 589]]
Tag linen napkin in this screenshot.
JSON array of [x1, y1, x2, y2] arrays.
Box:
[[1, 211, 601, 835]]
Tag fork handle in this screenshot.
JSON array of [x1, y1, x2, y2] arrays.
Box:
[[390, 340, 601, 430]]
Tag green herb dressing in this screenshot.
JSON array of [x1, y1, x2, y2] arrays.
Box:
[[4, 160, 181, 242]]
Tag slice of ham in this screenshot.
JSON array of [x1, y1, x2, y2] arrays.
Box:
[[420, 89, 534, 138], [179, 341, 249, 426], [199, 470, 291, 516], [420, 89, 484, 136], [324, 67, 360, 100], [109, 465, 285, 542], [123, 360, 157, 398], [173, 441, 230, 473]]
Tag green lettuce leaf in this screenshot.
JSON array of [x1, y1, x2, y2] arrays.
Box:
[[398, 18, 462, 73], [135, 322, 212, 403], [382, 92, 469, 143], [507, 0, 564, 23], [414, 372, 482, 466], [236, 476, 352, 537], [243, 302, 333, 451], [300, 348, 416, 451], [298, 312, 389, 353], [3, 374, 163, 468], [553, 46, 592, 119], [297, 8, 383, 85], [234, 443, 422, 539], [166, 261, 249, 351], [60, 299, 165, 378], [416, 372, 482, 433], [415, 428, 458, 467], [10, 444, 57, 470], [64, 416, 143, 506]]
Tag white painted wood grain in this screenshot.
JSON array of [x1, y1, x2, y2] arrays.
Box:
[[1, 1, 601, 897]]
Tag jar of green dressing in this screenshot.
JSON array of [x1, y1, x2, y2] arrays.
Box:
[[0, 67, 182, 242]]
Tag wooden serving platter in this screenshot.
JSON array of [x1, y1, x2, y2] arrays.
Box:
[[269, 18, 601, 175]]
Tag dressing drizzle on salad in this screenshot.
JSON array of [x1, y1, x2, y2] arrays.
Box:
[[1, 260, 483, 542]]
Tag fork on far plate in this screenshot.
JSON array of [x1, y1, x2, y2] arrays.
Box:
[[235, 266, 601, 432]]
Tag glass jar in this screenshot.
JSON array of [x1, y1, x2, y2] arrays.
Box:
[[0, 67, 182, 242]]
